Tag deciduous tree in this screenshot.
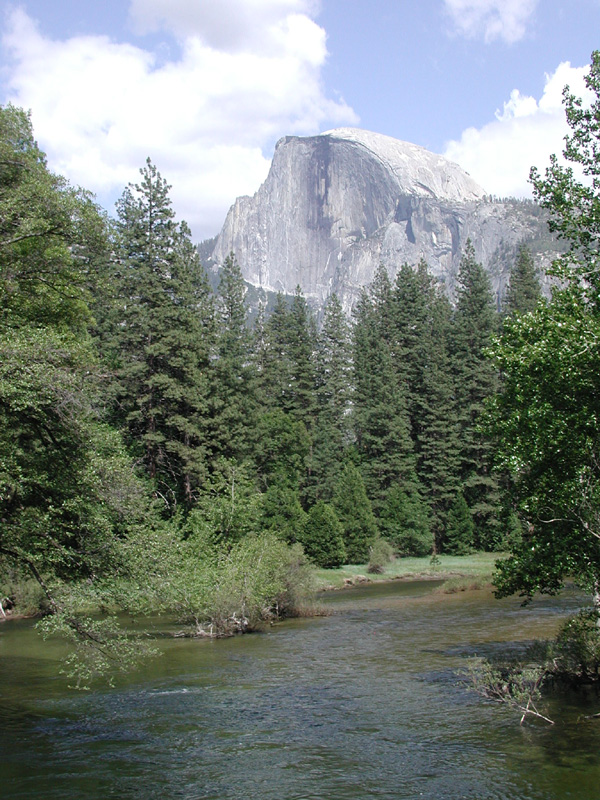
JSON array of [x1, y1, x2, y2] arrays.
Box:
[[487, 51, 600, 605]]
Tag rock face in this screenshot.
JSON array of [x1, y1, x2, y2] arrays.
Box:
[[211, 128, 554, 311]]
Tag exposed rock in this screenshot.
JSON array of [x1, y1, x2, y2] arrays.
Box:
[[211, 128, 557, 311]]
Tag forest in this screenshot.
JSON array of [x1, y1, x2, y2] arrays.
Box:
[[2, 51, 600, 686]]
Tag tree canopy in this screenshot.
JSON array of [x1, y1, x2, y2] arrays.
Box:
[[486, 51, 600, 604]]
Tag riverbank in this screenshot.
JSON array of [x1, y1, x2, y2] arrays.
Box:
[[313, 552, 501, 592]]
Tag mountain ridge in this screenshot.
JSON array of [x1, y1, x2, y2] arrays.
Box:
[[209, 128, 557, 311]]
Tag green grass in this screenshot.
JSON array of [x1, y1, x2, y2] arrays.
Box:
[[313, 552, 502, 591]]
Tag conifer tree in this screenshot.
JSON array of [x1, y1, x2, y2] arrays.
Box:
[[256, 293, 292, 411], [351, 280, 418, 517], [450, 240, 500, 548], [299, 501, 346, 568], [332, 462, 378, 563], [312, 293, 352, 500], [211, 252, 256, 464], [444, 491, 475, 555], [392, 262, 461, 548], [112, 159, 213, 511], [253, 408, 310, 492], [379, 485, 433, 556], [286, 286, 318, 432], [260, 485, 307, 544], [504, 244, 541, 315]]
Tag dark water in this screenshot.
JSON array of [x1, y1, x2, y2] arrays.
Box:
[[1, 580, 600, 800]]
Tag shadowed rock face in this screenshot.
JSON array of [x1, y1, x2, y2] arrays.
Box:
[[211, 128, 553, 311]]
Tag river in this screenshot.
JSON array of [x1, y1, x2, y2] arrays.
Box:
[[1, 580, 599, 799]]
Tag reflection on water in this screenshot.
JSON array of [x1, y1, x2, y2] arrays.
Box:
[[1, 581, 599, 799]]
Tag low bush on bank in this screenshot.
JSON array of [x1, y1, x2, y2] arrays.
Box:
[[0, 569, 46, 617], [161, 531, 316, 637], [467, 608, 600, 724]]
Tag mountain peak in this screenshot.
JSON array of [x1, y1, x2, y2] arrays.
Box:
[[211, 129, 549, 312], [320, 127, 487, 202]]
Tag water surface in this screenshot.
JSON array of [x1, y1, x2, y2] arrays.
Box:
[[1, 580, 598, 799]]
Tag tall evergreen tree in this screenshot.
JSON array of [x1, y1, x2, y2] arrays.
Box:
[[312, 293, 352, 500], [255, 292, 292, 411], [286, 286, 318, 431], [112, 159, 212, 511], [504, 244, 542, 315], [450, 240, 501, 548], [416, 290, 461, 548], [391, 262, 461, 548], [351, 280, 417, 518], [211, 252, 256, 465]]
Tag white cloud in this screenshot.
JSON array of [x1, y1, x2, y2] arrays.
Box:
[[443, 0, 538, 43], [129, 0, 320, 52], [443, 61, 592, 198], [1, 3, 356, 240]]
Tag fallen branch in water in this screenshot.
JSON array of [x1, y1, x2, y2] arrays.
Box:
[[466, 657, 554, 725]]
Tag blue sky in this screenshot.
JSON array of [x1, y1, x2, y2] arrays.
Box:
[[1, 0, 598, 240]]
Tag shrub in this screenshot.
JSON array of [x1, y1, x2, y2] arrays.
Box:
[[367, 537, 394, 574], [170, 531, 316, 636], [554, 609, 600, 681]]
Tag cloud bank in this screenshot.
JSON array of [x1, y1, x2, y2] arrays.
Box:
[[2, 2, 356, 240], [443, 0, 538, 44], [443, 62, 592, 197]]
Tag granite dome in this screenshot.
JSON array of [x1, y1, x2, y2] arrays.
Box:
[[321, 128, 486, 202], [211, 128, 552, 312]]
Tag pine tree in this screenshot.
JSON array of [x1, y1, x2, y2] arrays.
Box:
[[332, 463, 378, 563], [112, 159, 212, 511], [351, 278, 419, 519], [299, 501, 346, 568], [253, 408, 310, 492], [379, 484, 433, 556], [255, 292, 292, 411], [450, 240, 501, 548], [260, 484, 307, 544], [444, 491, 475, 555], [211, 252, 257, 465], [286, 286, 318, 432], [392, 263, 461, 549], [504, 244, 541, 315], [312, 293, 352, 500]]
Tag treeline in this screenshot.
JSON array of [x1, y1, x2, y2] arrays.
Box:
[[90, 160, 541, 568], [0, 103, 541, 651]]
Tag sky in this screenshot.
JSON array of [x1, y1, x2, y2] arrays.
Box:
[[0, 0, 599, 241]]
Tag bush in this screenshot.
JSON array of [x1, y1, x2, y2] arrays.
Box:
[[554, 609, 600, 681], [0, 570, 46, 616], [168, 531, 316, 636], [367, 537, 394, 574]]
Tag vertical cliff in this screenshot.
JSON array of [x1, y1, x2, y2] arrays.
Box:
[[211, 128, 553, 311]]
